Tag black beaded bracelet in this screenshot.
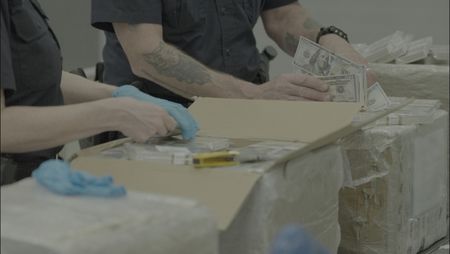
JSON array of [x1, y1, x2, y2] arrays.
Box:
[[316, 26, 349, 43]]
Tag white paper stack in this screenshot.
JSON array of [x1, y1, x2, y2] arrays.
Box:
[[220, 144, 345, 254], [363, 31, 413, 63], [339, 110, 449, 254], [369, 63, 449, 111], [430, 45, 450, 65], [1, 179, 218, 254], [353, 97, 442, 126], [396, 37, 433, 64]]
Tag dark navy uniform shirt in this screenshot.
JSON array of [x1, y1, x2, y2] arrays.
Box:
[[1, 0, 63, 179], [91, 0, 295, 104]]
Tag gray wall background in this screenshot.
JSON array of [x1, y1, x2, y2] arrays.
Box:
[[255, 0, 449, 78], [39, 0, 449, 76]]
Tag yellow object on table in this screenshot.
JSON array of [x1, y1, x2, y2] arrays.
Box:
[[193, 151, 239, 168]]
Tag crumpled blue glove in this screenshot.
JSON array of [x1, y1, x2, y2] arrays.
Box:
[[270, 225, 330, 254], [32, 159, 126, 197], [112, 85, 199, 140]]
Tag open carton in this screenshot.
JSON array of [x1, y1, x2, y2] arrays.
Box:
[[71, 97, 411, 230]]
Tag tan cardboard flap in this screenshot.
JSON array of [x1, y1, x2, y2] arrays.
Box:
[[189, 97, 361, 143], [71, 157, 261, 230], [274, 97, 415, 166]]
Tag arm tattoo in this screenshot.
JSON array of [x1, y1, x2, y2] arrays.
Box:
[[141, 41, 211, 85], [284, 32, 299, 56], [303, 17, 321, 30]]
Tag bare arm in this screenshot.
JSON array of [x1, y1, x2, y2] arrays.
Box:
[[261, 2, 321, 56], [261, 2, 377, 86], [0, 88, 176, 153], [112, 23, 258, 99], [60, 71, 115, 104]]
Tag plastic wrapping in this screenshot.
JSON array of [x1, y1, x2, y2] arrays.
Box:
[[363, 31, 413, 63], [369, 63, 449, 111], [1, 179, 218, 254], [338, 110, 449, 254], [353, 97, 442, 127], [430, 45, 449, 65], [98, 136, 231, 165], [395, 37, 433, 64], [76, 140, 345, 254], [220, 145, 345, 254]]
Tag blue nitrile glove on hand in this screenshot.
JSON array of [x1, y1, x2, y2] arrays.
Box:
[[270, 225, 331, 254], [32, 159, 126, 197], [112, 85, 199, 140]]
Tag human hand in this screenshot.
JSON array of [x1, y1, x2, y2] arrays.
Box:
[[112, 97, 178, 142], [113, 85, 199, 140], [32, 159, 126, 197], [318, 34, 378, 87], [257, 73, 332, 101]]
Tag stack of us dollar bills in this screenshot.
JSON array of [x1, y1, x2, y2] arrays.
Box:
[[292, 36, 391, 111]]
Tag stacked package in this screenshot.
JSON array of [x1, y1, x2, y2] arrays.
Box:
[[364, 31, 412, 63], [1, 179, 218, 254], [353, 31, 447, 65], [369, 63, 449, 111], [338, 109, 449, 254], [76, 138, 346, 254], [395, 37, 433, 64], [220, 144, 345, 254], [429, 45, 449, 65]]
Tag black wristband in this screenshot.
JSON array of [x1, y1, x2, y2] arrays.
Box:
[[316, 26, 349, 43]]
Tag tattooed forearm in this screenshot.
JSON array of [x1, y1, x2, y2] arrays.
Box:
[[284, 32, 299, 56], [303, 18, 321, 30], [141, 69, 193, 98], [142, 41, 212, 85]]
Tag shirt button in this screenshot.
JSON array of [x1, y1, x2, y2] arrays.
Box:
[[225, 49, 231, 56], [220, 7, 227, 15]]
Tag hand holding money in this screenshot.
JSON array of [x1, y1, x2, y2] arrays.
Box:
[[317, 74, 358, 102], [316, 33, 378, 87], [293, 36, 389, 108], [256, 73, 332, 101]]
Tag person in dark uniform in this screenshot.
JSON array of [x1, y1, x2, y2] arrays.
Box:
[[91, 0, 377, 105], [0, 0, 198, 185]]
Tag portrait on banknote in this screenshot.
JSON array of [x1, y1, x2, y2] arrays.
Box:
[[300, 48, 334, 76]]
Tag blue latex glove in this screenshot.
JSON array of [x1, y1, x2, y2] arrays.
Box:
[[270, 225, 331, 254], [112, 85, 199, 140], [32, 159, 126, 197]]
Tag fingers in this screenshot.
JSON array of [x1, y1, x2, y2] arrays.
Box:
[[295, 86, 332, 101], [162, 114, 177, 134], [283, 74, 329, 92], [278, 82, 332, 101], [118, 100, 180, 142], [167, 105, 199, 140]]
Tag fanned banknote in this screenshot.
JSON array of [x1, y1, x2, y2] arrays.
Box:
[[292, 37, 367, 105], [317, 74, 358, 102], [367, 82, 391, 111]]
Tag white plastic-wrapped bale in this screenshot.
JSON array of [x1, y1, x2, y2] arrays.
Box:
[[370, 63, 449, 111], [338, 110, 449, 254], [1, 179, 218, 254], [220, 144, 345, 254]]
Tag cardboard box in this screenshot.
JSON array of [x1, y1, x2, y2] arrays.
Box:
[[70, 98, 407, 251], [338, 110, 449, 254], [219, 144, 346, 253]]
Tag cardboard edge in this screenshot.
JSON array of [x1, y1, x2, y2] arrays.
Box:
[[71, 137, 132, 160], [71, 156, 262, 230], [273, 98, 415, 167]]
